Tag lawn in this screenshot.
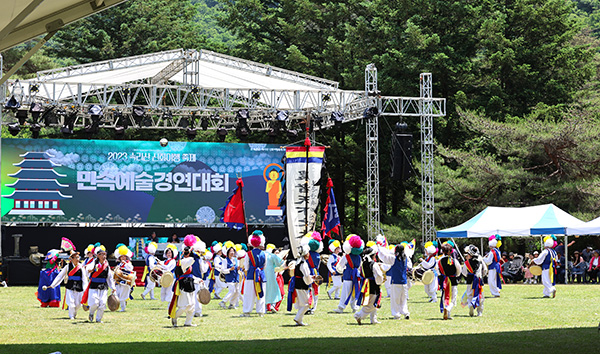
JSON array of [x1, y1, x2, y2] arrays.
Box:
[[0, 283, 598, 353]]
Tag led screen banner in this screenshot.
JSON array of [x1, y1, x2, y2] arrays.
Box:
[[1, 138, 285, 225]]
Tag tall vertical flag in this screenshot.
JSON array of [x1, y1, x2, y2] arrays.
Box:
[[322, 177, 340, 238], [220, 177, 247, 232], [285, 146, 325, 258]]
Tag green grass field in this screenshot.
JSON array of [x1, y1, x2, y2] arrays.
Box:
[[0, 283, 598, 353]]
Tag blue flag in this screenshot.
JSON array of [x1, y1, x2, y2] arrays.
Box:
[[322, 178, 340, 237]]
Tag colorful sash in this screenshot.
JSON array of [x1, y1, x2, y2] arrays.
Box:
[[343, 255, 361, 306], [168, 261, 192, 319], [82, 261, 108, 306], [248, 250, 264, 298], [491, 248, 504, 288], [438, 258, 452, 313]]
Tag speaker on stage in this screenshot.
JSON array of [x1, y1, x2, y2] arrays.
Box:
[[391, 132, 412, 181]]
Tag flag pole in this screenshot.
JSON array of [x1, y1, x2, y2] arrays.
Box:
[[237, 174, 249, 238]]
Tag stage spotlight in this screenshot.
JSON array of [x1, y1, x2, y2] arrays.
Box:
[[332, 111, 344, 126], [114, 111, 127, 135], [251, 91, 261, 100], [200, 117, 209, 130], [237, 109, 250, 120], [8, 122, 21, 136], [363, 106, 379, 119], [4, 95, 20, 110], [191, 86, 199, 94], [236, 109, 251, 138], [30, 123, 41, 139], [16, 109, 28, 125], [186, 128, 197, 139], [132, 106, 145, 126], [276, 110, 289, 121], [395, 122, 408, 132], [30, 102, 44, 121], [85, 104, 103, 134], [217, 127, 228, 142], [312, 112, 323, 129], [322, 93, 331, 102], [30, 84, 39, 94]]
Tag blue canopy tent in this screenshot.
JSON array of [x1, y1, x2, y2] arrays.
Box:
[[437, 204, 586, 282]]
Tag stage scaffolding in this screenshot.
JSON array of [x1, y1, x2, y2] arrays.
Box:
[[0, 49, 445, 242]]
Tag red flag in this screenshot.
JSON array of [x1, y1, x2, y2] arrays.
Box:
[[220, 177, 247, 231]]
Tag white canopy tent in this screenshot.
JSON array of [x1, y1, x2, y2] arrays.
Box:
[[567, 216, 600, 236], [437, 204, 587, 282]]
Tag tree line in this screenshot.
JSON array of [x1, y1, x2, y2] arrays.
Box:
[[3, 0, 600, 241]]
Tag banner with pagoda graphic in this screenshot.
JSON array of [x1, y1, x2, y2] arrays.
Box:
[[1, 139, 285, 225]]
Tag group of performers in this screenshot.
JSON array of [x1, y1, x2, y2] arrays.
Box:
[[35, 231, 561, 326]]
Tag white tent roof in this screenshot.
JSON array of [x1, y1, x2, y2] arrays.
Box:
[[437, 204, 586, 238], [0, 0, 128, 52], [567, 216, 600, 235]]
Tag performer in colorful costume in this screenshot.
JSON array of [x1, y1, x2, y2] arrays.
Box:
[[161, 243, 178, 303], [37, 249, 62, 308], [438, 243, 460, 320], [113, 244, 135, 312], [211, 241, 226, 299], [334, 235, 363, 313], [302, 232, 323, 314], [533, 235, 558, 298], [220, 243, 241, 309], [168, 250, 198, 327], [483, 234, 503, 297], [264, 243, 285, 312], [44, 251, 87, 319], [326, 240, 342, 300], [289, 244, 314, 326], [83, 244, 96, 267], [83, 245, 116, 323], [354, 246, 384, 325], [185, 235, 208, 317], [377, 243, 410, 320], [241, 231, 267, 316], [141, 241, 158, 300], [420, 241, 439, 302], [461, 245, 486, 317]]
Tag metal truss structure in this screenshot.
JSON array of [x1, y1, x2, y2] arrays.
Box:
[[0, 49, 445, 241]]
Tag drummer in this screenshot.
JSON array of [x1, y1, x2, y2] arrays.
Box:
[[533, 236, 558, 298], [419, 242, 438, 303], [141, 242, 158, 300], [83, 245, 116, 323], [160, 244, 178, 303], [168, 247, 198, 327], [114, 244, 135, 312]]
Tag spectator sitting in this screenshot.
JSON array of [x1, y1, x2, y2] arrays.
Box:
[[149, 232, 159, 244], [588, 250, 600, 284], [170, 233, 181, 243], [501, 253, 524, 283], [582, 246, 593, 263], [570, 251, 586, 283]]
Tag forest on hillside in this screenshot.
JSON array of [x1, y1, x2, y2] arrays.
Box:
[[4, 0, 600, 242]]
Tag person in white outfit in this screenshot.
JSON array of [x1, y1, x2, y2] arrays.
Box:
[[292, 244, 314, 326], [419, 244, 439, 302], [334, 235, 364, 313], [160, 244, 178, 303], [220, 246, 241, 309], [84, 245, 116, 323], [377, 244, 410, 320], [326, 240, 342, 300], [168, 251, 198, 327], [141, 242, 158, 300], [113, 245, 135, 312], [241, 231, 267, 316], [533, 236, 558, 298], [483, 235, 503, 297], [44, 251, 88, 319]]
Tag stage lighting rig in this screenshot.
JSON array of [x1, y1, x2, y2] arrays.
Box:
[[61, 108, 77, 135], [236, 109, 251, 139], [29, 103, 44, 121], [4, 95, 20, 111], [30, 124, 41, 139], [251, 91, 261, 100], [322, 93, 331, 102], [30, 84, 39, 94], [200, 117, 209, 130]]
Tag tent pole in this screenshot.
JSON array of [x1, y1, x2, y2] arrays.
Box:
[[564, 235, 568, 284], [480, 237, 484, 255]]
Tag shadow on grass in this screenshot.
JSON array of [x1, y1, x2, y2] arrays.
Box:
[[3, 327, 598, 354]]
